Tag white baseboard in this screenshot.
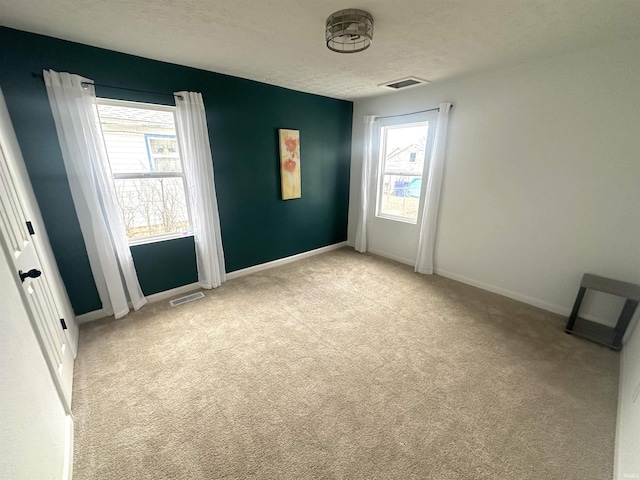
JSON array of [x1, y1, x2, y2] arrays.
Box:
[[78, 244, 609, 327], [367, 249, 415, 267], [76, 308, 109, 324], [364, 252, 577, 317], [76, 243, 348, 323], [433, 268, 616, 325], [145, 282, 201, 304], [353, 250, 592, 320], [226, 242, 348, 280], [62, 414, 74, 480], [434, 267, 571, 316], [76, 282, 202, 324]]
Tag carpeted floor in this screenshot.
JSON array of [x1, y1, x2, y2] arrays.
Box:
[[72, 248, 619, 480]]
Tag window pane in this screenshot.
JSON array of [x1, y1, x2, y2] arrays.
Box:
[[148, 137, 178, 156], [153, 157, 181, 172], [378, 121, 429, 221], [98, 104, 183, 174], [98, 100, 192, 242], [379, 175, 421, 219], [383, 124, 428, 175], [113, 177, 189, 239], [147, 136, 182, 173]]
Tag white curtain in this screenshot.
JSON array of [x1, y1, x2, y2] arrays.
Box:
[[354, 115, 379, 253], [174, 91, 226, 289], [44, 70, 146, 318], [415, 103, 452, 274]]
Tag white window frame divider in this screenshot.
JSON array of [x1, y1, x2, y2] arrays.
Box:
[[96, 98, 194, 246]]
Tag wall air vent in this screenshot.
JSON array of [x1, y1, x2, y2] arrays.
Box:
[[379, 77, 430, 91], [169, 292, 205, 307]]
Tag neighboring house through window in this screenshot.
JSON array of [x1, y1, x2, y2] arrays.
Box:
[[376, 120, 430, 222], [97, 99, 191, 244], [145, 134, 181, 172]]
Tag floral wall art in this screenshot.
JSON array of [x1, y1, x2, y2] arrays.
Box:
[[279, 129, 301, 200]]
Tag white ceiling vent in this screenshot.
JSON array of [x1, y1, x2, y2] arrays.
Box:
[[379, 77, 430, 91]]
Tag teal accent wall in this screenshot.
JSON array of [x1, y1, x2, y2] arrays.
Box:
[[130, 237, 197, 296], [0, 27, 353, 315]]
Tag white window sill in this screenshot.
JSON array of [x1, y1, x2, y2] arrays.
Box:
[[128, 232, 194, 247], [375, 214, 418, 225]]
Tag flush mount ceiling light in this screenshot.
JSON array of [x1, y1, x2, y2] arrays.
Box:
[[325, 9, 374, 53]]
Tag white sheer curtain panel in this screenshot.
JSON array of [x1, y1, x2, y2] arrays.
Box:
[[174, 91, 226, 289], [415, 102, 452, 274], [43, 69, 146, 317], [354, 115, 380, 253]]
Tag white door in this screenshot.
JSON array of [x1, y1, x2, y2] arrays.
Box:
[[0, 105, 74, 413], [0, 244, 74, 480]]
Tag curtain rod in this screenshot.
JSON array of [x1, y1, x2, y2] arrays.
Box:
[[31, 73, 182, 100], [375, 105, 453, 121]]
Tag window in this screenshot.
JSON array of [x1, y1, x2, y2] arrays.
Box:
[[97, 100, 191, 244], [145, 134, 181, 172], [376, 121, 429, 222]]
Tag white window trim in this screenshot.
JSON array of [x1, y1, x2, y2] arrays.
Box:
[[377, 213, 420, 225], [375, 117, 435, 225], [128, 231, 194, 247], [96, 98, 194, 245], [97, 97, 177, 112]]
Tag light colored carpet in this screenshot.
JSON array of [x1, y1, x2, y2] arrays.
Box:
[[72, 248, 619, 479]]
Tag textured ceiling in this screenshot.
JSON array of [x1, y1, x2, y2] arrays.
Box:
[[1, 0, 639, 100]]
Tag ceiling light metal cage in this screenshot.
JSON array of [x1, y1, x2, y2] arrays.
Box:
[[325, 9, 374, 53]]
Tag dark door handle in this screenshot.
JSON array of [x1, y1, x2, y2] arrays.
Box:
[[19, 269, 42, 283]]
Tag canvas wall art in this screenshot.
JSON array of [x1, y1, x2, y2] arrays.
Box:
[[279, 129, 301, 200]]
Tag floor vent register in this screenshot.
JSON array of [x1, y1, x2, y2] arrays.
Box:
[[169, 292, 205, 307]]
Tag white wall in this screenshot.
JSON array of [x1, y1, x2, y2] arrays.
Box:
[[348, 38, 640, 321], [349, 37, 640, 480], [0, 247, 69, 479]]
